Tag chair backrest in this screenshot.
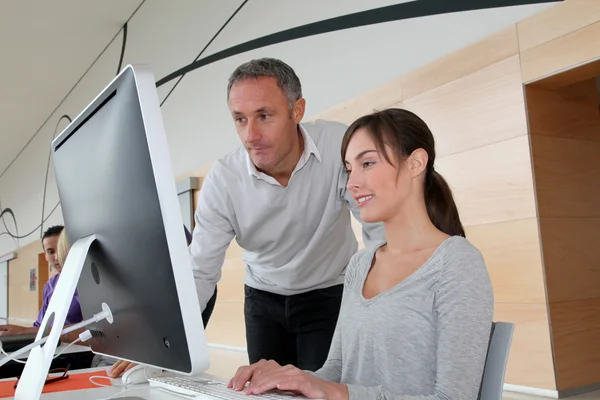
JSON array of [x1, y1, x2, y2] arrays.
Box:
[[477, 321, 515, 400]]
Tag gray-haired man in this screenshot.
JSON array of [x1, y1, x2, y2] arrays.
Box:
[[192, 58, 383, 370]]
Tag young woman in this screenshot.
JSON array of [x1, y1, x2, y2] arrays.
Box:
[[227, 108, 494, 399]]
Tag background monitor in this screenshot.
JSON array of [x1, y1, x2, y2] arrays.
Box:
[[51, 64, 209, 375]]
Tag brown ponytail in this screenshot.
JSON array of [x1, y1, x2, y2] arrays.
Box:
[[341, 108, 465, 237], [425, 169, 465, 237]]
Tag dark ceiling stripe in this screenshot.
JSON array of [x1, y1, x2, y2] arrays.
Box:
[[155, 0, 562, 88]]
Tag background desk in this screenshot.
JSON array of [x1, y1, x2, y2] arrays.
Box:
[[0, 344, 94, 379]]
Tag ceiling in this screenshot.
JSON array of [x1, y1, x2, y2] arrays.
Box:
[[0, 0, 143, 176]]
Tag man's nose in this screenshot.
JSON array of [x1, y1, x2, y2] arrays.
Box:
[[245, 119, 261, 143]]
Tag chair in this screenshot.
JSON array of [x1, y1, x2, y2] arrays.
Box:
[[477, 321, 515, 400]]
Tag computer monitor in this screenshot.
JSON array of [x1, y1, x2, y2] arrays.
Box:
[[15, 64, 210, 399]]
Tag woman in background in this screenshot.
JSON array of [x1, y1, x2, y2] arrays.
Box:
[[0, 225, 84, 339], [54, 228, 86, 344], [227, 108, 494, 399]]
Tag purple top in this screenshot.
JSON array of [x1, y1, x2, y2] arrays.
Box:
[[33, 273, 83, 328]]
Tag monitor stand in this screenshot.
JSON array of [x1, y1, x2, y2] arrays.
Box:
[[14, 234, 97, 400]]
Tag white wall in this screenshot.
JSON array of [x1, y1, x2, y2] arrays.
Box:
[[0, 0, 557, 256]]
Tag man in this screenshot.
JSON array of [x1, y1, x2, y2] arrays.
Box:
[[0, 225, 83, 340], [189, 57, 384, 370]]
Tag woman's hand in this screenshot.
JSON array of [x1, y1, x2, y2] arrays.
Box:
[[108, 360, 138, 378], [241, 363, 348, 400], [228, 359, 283, 391]]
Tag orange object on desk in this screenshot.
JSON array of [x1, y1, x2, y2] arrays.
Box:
[[0, 370, 112, 398]]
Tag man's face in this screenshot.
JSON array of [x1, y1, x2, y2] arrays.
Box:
[[228, 76, 305, 173], [42, 235, 60, 273]]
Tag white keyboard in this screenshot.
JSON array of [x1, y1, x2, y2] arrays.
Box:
[[148, 376, 309, 399]]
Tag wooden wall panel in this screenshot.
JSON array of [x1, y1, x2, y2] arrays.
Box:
[[494, 303, 556, 390], [527, 58, 600, 90], [37, 253, 48, 311], [205, 348, 249, 379], [526, 80, 600, 141], [7, 240, 42, 323], [527, 69, 600, 392], [531, 135, 600, 218], [401, 25, 519, 100], [205, 301, 246, 348], [351, 215, 366, 250], [311, 80, 403, 125], [311, 24, 520, 125], [465, 219, 545, 304], [523, 28, 600, 389], [516, 0, 600, 52], [217, 258, 246, 303], [540, 217, 600, 303], [402, 55, 527, 158], [435, 136, 536, 227], [520, 20, 600, 83], [225, 240, 244, 259], [549, 298, 600, 390]]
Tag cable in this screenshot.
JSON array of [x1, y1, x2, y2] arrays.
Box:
[[39, 114, 71, 238], [1, 114, 69, 242], [0, 335, 83, 364], [0, 348, 26, 364], [159, 0, 249, 107], [0, 4, 140, 245], [1, 112, 65, 242], [89, 365, 150, 389], [0, 304, 113, 368], [53, 337, 82, 358], [116, 22, 128, 76], [0, 202, 60, 240], [0, 0, 146, 183], [0, 200, 18, 248], [89, 375, 119, 388]]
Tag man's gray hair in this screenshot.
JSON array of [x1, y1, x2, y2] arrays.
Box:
[[227, 58, 302, 110]]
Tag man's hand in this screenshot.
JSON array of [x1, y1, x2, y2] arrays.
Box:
[[244, 364, 347, 399], [228, 359, 282, 391], [108, 360, 138, 378], [0, 324, 33, 336]]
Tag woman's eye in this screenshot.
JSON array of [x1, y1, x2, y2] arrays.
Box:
[[362, 161, 375, 168]]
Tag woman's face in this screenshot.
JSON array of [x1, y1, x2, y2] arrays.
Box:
[[344, 128, 416, 224]]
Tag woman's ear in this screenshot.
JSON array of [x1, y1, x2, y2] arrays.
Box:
[[409, 149, 428, 178]]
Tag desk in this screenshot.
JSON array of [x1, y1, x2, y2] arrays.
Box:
[[3, 347, 248, 399], [0, 344, 94, 379], [3, 366, 226, 399]]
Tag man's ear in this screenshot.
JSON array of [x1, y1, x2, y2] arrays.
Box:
[[292, 98, 306, 123], [409, 149, 428, 178]]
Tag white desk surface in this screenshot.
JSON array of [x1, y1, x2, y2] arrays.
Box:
[[3, 366, 229, 399]]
